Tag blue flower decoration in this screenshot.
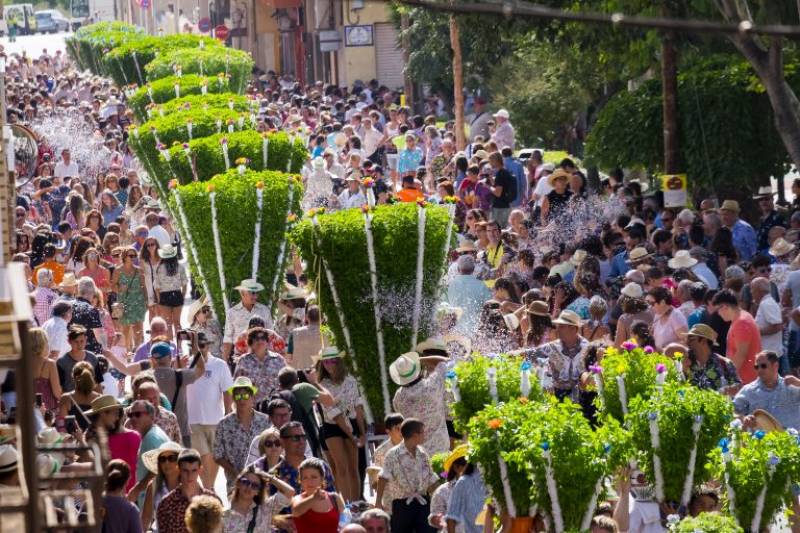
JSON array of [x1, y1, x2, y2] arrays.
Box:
[[540, 442, 550, 451], [446, 370, 456, 379], [487, 353, 498, 359], [718, 438, 730, 453], [603, 443, 612, 454], [648, 412, 658, 421], [521, 361, 532, 371], [677, 390, 685, 398], [754, 430, 766, 440], [768, 453, 780, 466]]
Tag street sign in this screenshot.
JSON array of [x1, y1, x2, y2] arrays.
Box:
[[198, 17, 211, 33], [661, 174, 688, 207], [138, 0, 150, 8], [214, 24, 229, 41], [319, 29, 341, 52]]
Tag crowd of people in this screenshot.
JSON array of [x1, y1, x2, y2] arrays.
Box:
[[3, 32, 800, 533]]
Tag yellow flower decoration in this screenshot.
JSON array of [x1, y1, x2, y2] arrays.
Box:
[[206, 183, 216, 193], [255, 181, 264, 190]]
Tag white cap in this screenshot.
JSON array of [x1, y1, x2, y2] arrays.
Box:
[[493, 109, 510, 119]]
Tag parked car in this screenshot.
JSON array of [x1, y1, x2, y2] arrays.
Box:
[[36, 10, 69, 32], [34, 12, 58, 33]]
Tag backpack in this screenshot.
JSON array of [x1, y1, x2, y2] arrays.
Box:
[[501, 170, 517, 204]]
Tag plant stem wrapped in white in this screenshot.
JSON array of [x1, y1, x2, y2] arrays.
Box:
[[497, 444, 516, 518], [209, 192, 230, 311], [215, 119, 222, 134], [174, 83, 180, 99], [542, 447, 564, 532], [269, 180, 295, 307], [520, 363, 531, 398], [447, 372, 460, 402], [186, 120, 193, 141], [250, 186, 264, 279], [132, 51, 144, 85], [410, 204, 427, 347], [580, 476, 605, 532], [680, 415, 704, 508], [648, 412, 665, 502], [617, 375, 629, 416], [487, 367, 498, 403], [221, 140, 230, 170], [262, 136, 269, 168], [363, 209, 391, 414], [721, 450, 736, 515], [201, 82, 208, 96], [751, 455, 779, 531]]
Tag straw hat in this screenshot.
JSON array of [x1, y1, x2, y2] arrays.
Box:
[[752, 409, 783, 433], [473, 150, 489, 161], [416, 337, 448, 356], [626, 178, 649, 193], [234, 279, 265, 292], [83, 395, 122, 416], [547, 169, 571, 187], [227, 376, 258, 395], [668, 250, 698, 269], [318, 346, 344, 362], [157, 243, 178, 259], [552, 310, 582, 328], [0, 445, 18, 474], [58, 273, 79, 289], [187, 297, 210, 323], [141, 441, 183, 475], [503, 313, 520, 331], [526, 300, 550, 317], [570, 249, 587, 266], [279, 286, 306, 301], [444, 444, 469, 473], [444, 333, 472, 359], [719, 200, 740, 213], [686, 324, 718, 345], [389, 352, 421, 386], [621, 282, 643, 299], [769, 237, 794, 258], [753, 186, 775, 200], [455, 240, 477, 253], [628, 247, 652, 263]]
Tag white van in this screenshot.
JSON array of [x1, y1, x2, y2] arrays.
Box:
[[4, 4, 37, 35]]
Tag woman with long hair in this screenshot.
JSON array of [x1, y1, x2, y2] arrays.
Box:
[[139, 236, 160, 317], [93, 288, 115, 350], [100, 232, 121, 265], [188, 298, 222, 357], [65, 193, 85, 230], [141, 442, 183, 532], [524, 300, 554, 347], [125, 185, 145, 225], [153, 244, 187, 340], [68, 236, 95, 273], [291, 458, 345, 533], [57, 361, 100, 432], [463, 208, 487, 242], [316, 348, 366, 502], [79, 248, 110, 296], [251, 427, 284, 472], [710, 226, 739, 277], [30, 327, 61, 412], [224, 465, 296, 532], [85, 209, 106, 241], [614, 293, 654, 348], [647, 286, 688, 350], [111, 246, 147, 349], [99, 189, 123, 227], [101, 460, 141, 533], [15, 230, 30, 254]]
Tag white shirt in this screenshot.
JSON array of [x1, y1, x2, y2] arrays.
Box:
[[755, 295, 783, 355], [532, 175, 553, 207], [187, 355, 234, 425], [148, 225, 171, 247], [337, 189, 366, 210], [54, 160, 79, 179], [42, 316, 70, 356], [691, 262, 719, 290]]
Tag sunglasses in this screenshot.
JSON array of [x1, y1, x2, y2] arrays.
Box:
[[128, 411, 147, 418], [754, 363, 771, 370], [283, 434, 306, 442], [158, 454, 178, 464], [147, 243, 157, 247], [233, 392, 252, 401], [238, 478, 262, 490], [262, 440, 281, 448]]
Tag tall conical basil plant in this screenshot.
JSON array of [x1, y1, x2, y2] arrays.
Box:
[[166, 168, 303, 322], [291, 202, 454, 419]]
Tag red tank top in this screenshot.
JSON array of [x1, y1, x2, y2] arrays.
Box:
[[293, 492, 340, 533]]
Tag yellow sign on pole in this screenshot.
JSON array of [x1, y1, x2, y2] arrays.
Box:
[[661, 174, 688, 208], [400, 94, 406, 107]]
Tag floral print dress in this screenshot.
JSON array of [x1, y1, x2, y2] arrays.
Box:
[[392, 362, 450, 455]]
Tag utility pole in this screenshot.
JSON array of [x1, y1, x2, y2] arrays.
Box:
[[450, 13, 465, 150], [401, 12, 414, 109], [661, 2, 679, 174], [0, 54, 11, 266]]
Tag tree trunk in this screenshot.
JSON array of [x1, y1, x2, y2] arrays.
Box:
[[401, 13, 414, 109], [661, 14, 679, 173], [450, 14, 466, 151]]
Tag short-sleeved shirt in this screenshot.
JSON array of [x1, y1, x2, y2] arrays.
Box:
[[69, 297, 103, 352], [291, 382, 320, 416], [380, 443, 438, 500], [491, 168, 514, 209], [445, 473, 488, 533], [687, 353, 741, 391], [213, 410, 271, 474], [222, 493, 290, 532], [234, 352, 286, 404], [652, 309, 688, 351], [755, 295, 783, 355], [187, 356, 234, 425], [223, 302, 273, 344], [727, 311, 762, 385], [101, 495, 142, 533], [137, 425, 170, 483], [56, 351, 99, 392], [156, 487, 219, 533], [734, 377, 800, 430], [392, 364, 450, 456], [320, 375, 363, 424]]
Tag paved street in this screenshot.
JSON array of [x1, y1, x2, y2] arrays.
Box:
[[1, 31, 70, 57]]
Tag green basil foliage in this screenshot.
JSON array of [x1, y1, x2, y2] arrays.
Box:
[[66, 23, 144, 74], [291, 203, 454, 419], [145, 47, 254, 95], [127, 75, 234, 122], [674, 512, 743, 533]]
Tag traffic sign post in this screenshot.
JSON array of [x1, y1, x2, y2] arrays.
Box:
[[214, 24, 229, 41], [198, 17, 211, 33]]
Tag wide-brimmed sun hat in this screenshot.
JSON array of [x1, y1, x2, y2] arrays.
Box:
[[187, 297, 210, 323], [753, 186, 775, 200], [719, 200, 740, 213], [234, 279, 265, 292], [227, 376, 258, 395], [769, 237, 794, 258], [547, 169, 571, 187], [318, 346, 344, 361], [415, 337, 448, 356], [628, 247, 652, 263], [389, 352, 421, 386], [526, 300, 550, 317], [141, 441, 183, 475], [552, 310, 582, 328], [444, 444, 469, 473], [58, 273, 79, 289], [570, 249, 587, 266], [83, 395, 122, 416], [621, 282, 643, 299], [668, 250, 698, 269], [687, 324, 718, 345], [752, 409, 783, 433]]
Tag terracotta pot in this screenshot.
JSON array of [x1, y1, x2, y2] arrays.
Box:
[[510, 516, 534, 533]]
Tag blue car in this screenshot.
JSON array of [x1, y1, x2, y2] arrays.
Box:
[[34, 12, 58, 33]]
